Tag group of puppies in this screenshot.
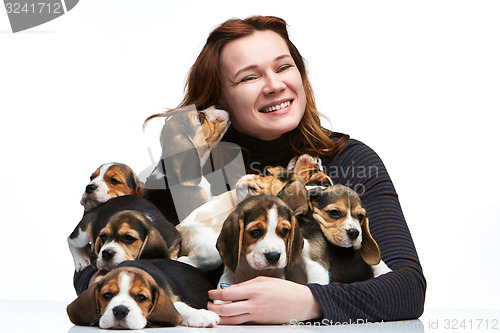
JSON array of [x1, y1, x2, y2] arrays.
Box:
[[66, 105, 390, 329]]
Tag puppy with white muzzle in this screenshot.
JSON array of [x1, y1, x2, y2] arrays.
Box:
[[81, 163, 144, 212], [68, 195, 181, 272], [307, 185, 392, 283], [216, 194, 303, 287], [67, 259, 219, 329]]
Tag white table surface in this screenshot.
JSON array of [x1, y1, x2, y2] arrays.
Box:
[[0, 300, 498, 333]]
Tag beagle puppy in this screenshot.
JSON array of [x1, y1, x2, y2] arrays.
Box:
[[68, 195, 181, 272], [237, 164, 390, 284], [144, 105, 230, 224], [67, 259, 219, 328], [287, 154, 333, 186], [307, 185, 391, 283], [81, 162, 144, 212], [216, 194, 303, 286], [176, 189, 240, 271], [175, 167, 305, 271]]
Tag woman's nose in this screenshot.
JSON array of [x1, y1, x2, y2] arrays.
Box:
[[262, 73, 286, 95]]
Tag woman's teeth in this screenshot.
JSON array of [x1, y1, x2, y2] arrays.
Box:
[[260, 100, 291, 113]]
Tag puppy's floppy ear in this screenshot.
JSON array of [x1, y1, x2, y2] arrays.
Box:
[[359, 217, 381, 265], [163, 136, 202, 186], [135, 180, 146, 197], [286, 213, 304, 269], [216, 208, 245, 273], [138, 224, 170, 260], [277, 180, 310, 216], [67, 282, 101, 326], [147, 286, 182, 327]]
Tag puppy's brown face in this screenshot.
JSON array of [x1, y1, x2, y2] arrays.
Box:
[[81, 163, 143, 211], [235, 167, 298, 201], [288, 154, 333, 185], [309, 185, 366, 249], [67, 267, 182, 329], [189, 107, 230, 159], [217, 195, 303, 272], [95, 211, 148, 271], [242, 201, 293, 270], [97, 268, 157, 329]]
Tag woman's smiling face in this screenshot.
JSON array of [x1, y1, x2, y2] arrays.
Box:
[[219, 30, 307, 141]]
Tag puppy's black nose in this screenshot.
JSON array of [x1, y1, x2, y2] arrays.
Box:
[[86, 184, 98, 194], [101, 249, 115, 261], [113, 305, 129, 320], [265, 252, 281, 264], [346, 228, 360, 240]]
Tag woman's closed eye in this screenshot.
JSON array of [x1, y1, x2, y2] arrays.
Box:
[[240, 75, 259, 83], [277, 64, 293, 73]]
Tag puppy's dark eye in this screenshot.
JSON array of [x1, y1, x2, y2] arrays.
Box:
[[135, 294, 147, 303], [328, 209, 341, 219], [264, 169, 272, 177], [123, 235, 137, 244], [99, 235, 108, 242], [357, 214, 364, 222], [279, 229, 289, 238], [196, 112, 205, 126], [108, 178, 121, 185], [309, 169, 319, 177], [249, 229, 262, 239], [102, 292, 114, 301]]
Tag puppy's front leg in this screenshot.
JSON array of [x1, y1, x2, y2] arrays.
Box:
[[67, 230, 92, 272], [372, 260, 392, 278], [173, 302, 220, 328]]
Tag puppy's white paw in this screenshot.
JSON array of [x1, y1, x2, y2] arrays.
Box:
[[74, 255, 91, 272], [183, 309, 220, 328]]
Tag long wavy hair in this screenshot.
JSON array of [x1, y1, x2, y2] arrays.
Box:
[[152, 16, 349, 157]]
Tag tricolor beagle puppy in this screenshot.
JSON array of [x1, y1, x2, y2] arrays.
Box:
[[175, 167, 306, 271], [238, 164, 390, 284], [306, 185, 392, 283], [67, 259, 219, 328], [144, 105, 230, 224], [68, 195, 181, 272], [287, 154, 333, 186], [80, 162, 144, 212], [216, 194, 303, 286]]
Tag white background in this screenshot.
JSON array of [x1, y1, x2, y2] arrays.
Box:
[[0, 0, 498, 312]]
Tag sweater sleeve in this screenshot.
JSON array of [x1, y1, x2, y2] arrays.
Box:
[[307, 139, 426, 322]]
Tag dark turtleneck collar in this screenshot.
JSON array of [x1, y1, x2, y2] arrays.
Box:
[[221, 125, 295, 174]]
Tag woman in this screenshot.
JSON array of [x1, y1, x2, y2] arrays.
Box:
[[182, 16, 426, 324], [74, 15, 426, 325]]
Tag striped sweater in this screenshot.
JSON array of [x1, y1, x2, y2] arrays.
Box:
[[307, 138, 426, 322], [222, 127, 426, 322]]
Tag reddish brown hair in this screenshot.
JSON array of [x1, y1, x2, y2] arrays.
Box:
[[180, 16, 348, 157]]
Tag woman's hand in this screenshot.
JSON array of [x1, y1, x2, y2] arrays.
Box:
[[207, 276, 323, 325]]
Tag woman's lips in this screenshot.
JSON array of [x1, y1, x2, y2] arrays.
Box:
[[259, 99, 293, 113]]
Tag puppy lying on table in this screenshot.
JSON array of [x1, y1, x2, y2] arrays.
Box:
[[67, 259, 219, 328]]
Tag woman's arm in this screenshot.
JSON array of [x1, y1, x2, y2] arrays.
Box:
[[307, 138, 426, 322], [208, 139, 426, 324]]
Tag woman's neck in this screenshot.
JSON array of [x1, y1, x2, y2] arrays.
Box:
[[222, 126, 295, 174]]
